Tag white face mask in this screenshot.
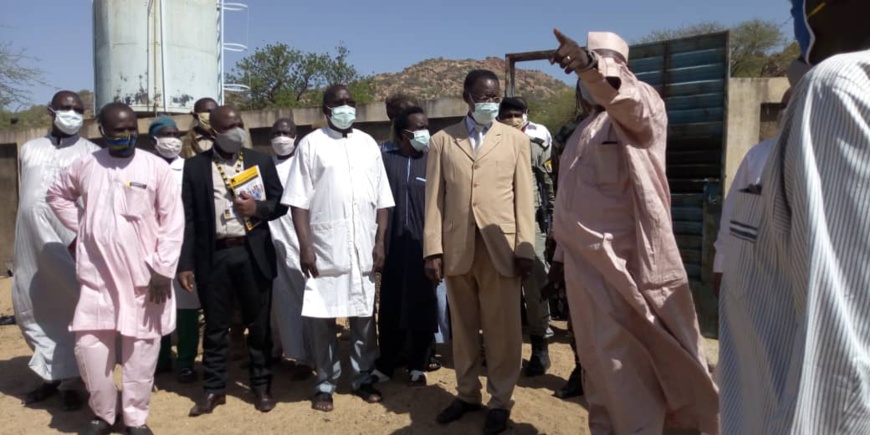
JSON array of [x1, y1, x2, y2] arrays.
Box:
[[271, 136, 296, 156], [329, 105, 356, 130], [154, 137, 183, 159], [472, 102, 499, 125], [52, 109, 84, 135], [407, 129, 431, 152]]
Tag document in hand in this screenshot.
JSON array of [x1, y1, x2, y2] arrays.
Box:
[[229, 165, 266, 230]]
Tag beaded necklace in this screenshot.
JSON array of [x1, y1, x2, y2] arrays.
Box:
[[213, 150, 244, 191]]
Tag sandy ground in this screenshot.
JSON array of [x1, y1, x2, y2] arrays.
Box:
[[0, 277, 718, 434]]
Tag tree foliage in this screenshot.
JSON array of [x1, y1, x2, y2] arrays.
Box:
[[0, 41, 46, 111], [638, 19, 790, 77], [226, 43, 374, 110]]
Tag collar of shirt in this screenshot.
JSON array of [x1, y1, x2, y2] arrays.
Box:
[[324, 126, 354, 139], [465, 116, 491, 137], [214, 150, 239, 166], [48, 133, 81, 148]]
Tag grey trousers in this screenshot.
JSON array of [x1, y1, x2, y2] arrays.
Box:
[[524, 220, 553, 338], [310, 316, 378, 394]]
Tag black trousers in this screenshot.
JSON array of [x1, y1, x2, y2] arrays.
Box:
[[376, 283, 434, 375], [199, 245, 272, 394]]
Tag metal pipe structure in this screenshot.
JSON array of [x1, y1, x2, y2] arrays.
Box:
[[146, 0, 153, 113], [159, 0, 168, 113]]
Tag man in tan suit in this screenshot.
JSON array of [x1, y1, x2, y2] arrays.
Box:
[[424, 69, 536, 435]]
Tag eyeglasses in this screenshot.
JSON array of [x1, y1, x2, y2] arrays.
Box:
[[469, 94, 501, 104]]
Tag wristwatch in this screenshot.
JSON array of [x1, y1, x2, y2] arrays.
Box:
[[577, 49, 598, 72]]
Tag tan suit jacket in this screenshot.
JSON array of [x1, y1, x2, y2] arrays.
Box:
[[424, 119, 536, 278]]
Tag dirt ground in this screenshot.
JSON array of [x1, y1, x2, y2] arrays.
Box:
[[0, 277, 718, 434]]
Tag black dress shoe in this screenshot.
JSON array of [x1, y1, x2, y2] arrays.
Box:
[[436, 398, 482, 425], [127, 425, 154, 435], [78, 417, 112, 435], [188, 393, 226, 416], [253, 391, 276, 413], [555, 365, 584, 399], [484, 409, 511, 435], [24, 381, 60, 404], [61, 389, 84, 411], [176, 367, 198, 384]]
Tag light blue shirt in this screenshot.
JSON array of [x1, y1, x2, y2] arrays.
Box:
[[464, 116, 491, 151]]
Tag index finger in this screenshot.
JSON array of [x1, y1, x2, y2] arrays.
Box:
[[553, 28, 574, 46]]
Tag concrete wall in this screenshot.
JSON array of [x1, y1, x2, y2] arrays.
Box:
[[0, 80, 790, 274], [724, 77, 789, 194], [0, 97, 469, 273]]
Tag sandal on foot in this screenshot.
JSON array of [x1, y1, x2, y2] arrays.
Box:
[[311, 392, 334, 412], [354, 383, 383, 403], [427, 356, 442, 372]]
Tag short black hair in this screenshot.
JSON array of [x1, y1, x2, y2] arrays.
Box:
[[50, 90, 81, 109], [499, 97, 527, 114], [322, 84, 349, 106], [98, 102, 134, 125], [193, 97, 218, 112], [393, 106, 426, 139], [386, 93, 419, 111], [463, 69, 499, 93]]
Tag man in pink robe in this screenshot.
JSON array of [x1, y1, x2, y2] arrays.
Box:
[[46, 102, 185, 435], [548, 30, 719, 434]]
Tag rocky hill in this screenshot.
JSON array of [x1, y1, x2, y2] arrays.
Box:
[[371, 57, 571, 101]]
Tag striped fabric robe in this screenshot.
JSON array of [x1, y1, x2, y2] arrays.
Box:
[[720, 49, 870, 433]]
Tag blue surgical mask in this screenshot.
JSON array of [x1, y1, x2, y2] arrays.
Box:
[[329, 105, 356, 130], [103, 130, 138, 156], [791, 0, 817, 64], [406, 129, 431, 152], [472, 102, 499, 125]]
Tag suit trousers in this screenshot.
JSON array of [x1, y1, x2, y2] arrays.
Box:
[[445, 230, 522, 410], [75, 331, 159, 427], [198, 245, 272, 394]]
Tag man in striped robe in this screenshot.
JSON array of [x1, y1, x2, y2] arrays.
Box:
[[719, 0, 870, 432]]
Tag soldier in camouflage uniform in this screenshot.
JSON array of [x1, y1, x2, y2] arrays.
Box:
[[497, 97, 556, 376]]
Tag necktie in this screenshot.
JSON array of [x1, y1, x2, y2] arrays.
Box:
[[474, 126, 484, 151]]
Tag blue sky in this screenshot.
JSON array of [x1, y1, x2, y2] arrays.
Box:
[[2, 0, 792, 108]]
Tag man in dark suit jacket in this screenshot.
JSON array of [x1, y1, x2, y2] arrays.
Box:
[[177, 105, 286, 416]]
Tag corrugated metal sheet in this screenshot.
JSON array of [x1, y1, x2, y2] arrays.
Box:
[[628, 32, 730, 336]]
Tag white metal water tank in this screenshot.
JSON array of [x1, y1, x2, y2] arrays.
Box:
[[93, 0, 219, 114]]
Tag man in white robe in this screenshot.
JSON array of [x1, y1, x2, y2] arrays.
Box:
[[720, 0, 870, 432], [267, 118, 313, 378], [12, 90, 98, 410], [712, 90, 792, 297], [283, 85, 394, 412]]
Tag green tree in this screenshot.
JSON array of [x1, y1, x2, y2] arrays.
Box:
[[639, 19, 786, 77], [0, 41, 46, 110], [226, 43, 374, 110], [760, 42, 801, 77]]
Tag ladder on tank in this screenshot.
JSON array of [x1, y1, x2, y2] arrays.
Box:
[[218, 2, 250, 103]]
